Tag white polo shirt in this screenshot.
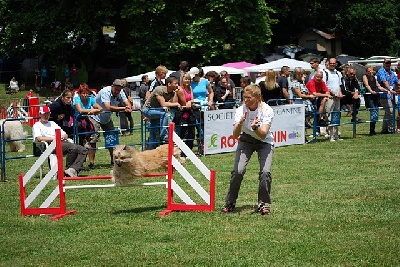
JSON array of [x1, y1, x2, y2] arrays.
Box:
[[322, 69, 342, 94]]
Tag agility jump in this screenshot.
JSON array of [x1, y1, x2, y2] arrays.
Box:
[[19, 123, 216, 220]]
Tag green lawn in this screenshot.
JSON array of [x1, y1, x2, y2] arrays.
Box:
[[1, 87, 400, 266]]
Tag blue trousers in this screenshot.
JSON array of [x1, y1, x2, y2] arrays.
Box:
[[142, 108, 169, 149]]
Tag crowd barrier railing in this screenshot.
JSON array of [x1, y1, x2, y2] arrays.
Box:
[[306, 92, 398, 142], [141, 105, 208, 155], [71, 110, 144, 150], [0, 117, 37, 182], [2, 95, 398, 182], [264, 94, 398, 143]]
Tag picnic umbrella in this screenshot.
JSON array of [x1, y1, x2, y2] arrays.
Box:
[[298, 53, 322, 63], [264, 53, 286, 63], [201, 65, 245, 75]]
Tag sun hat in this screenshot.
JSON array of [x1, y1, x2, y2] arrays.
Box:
[[189, 67, 200, 78]]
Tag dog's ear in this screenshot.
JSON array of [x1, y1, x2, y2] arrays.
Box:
[[123, 145, 131, 151]]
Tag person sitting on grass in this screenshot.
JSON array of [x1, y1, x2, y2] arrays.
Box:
[[32, 106, 88, 177], [9, 77, 19, 94]]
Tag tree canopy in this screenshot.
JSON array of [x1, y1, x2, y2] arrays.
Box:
[[0, 0, 398, 77], [0, 0, 275, 71]]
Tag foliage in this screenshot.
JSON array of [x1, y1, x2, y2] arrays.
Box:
[[0, 0, 275, 70], [336, 0, 400, 57], [121, 0, 276, 68], [266, 0, 400, 57], [0, 0, 398, 75], [0, 0, 112, 60]]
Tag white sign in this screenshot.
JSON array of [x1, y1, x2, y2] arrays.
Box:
[[203, 104, 305, 155], [270, 104, 305, 146], [203, 109, 237, 155]]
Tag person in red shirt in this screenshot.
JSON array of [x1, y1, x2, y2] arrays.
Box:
[[306, 70, 332, 126], [26, 89, 34, 98]]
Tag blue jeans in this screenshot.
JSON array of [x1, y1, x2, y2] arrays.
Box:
[[142, 108, 169, 149]]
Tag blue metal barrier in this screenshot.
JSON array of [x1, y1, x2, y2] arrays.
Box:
[[0, 117, 36, 182]]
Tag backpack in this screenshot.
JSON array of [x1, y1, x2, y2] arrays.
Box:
[[323, 69, 340, 82]]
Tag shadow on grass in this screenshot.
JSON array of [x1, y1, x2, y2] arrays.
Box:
[[224, 204, 258, 215], [112, 205, 166, 214]]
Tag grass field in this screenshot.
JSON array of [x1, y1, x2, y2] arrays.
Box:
[[1, 88, 400, 266]]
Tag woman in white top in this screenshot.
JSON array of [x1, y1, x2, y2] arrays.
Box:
[[221, 84, 275, 215], [9, 77, 19, 93]]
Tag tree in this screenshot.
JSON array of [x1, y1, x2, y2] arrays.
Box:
[[265, 0, 399, 57], [0, 0, 276, 74], [335, 0, 400, 57], [120, 0, 276, 69], [0, 0, 113, 61]]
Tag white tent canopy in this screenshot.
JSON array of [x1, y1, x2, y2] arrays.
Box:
[[125, 70, 174, 83], [125, 65, 245, 83], [201, 65, 246, 75], [244, 58, 312, 72]]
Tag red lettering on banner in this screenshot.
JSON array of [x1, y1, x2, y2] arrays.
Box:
[[221, 135, 238, 148], [273, 131, 287, 143]]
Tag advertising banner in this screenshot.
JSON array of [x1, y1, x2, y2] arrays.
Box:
[[204, 104, 305, 155]]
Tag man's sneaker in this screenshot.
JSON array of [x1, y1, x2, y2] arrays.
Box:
[[64, 168, 77, 177], [88, 163, 95, 170], [221, 203, 235, 213], [257, 202, 271, 216]]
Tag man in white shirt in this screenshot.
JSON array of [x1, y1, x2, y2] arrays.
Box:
[[255, 70, 266, 84], [32, 106, 88, 177], [322, 57, 343, 141]]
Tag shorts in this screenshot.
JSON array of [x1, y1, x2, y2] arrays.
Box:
[[89, 117, 114, 143]]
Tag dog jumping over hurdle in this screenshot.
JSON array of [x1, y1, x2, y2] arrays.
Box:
[[111, 144, 185, 186]]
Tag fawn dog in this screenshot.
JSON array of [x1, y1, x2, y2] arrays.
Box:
[[111, 144, 184, 186]]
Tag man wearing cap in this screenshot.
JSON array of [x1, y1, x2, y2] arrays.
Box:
[[376, 58, 399, 134], [88, 79, 132, 167], [32, 106, 88, 177]]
